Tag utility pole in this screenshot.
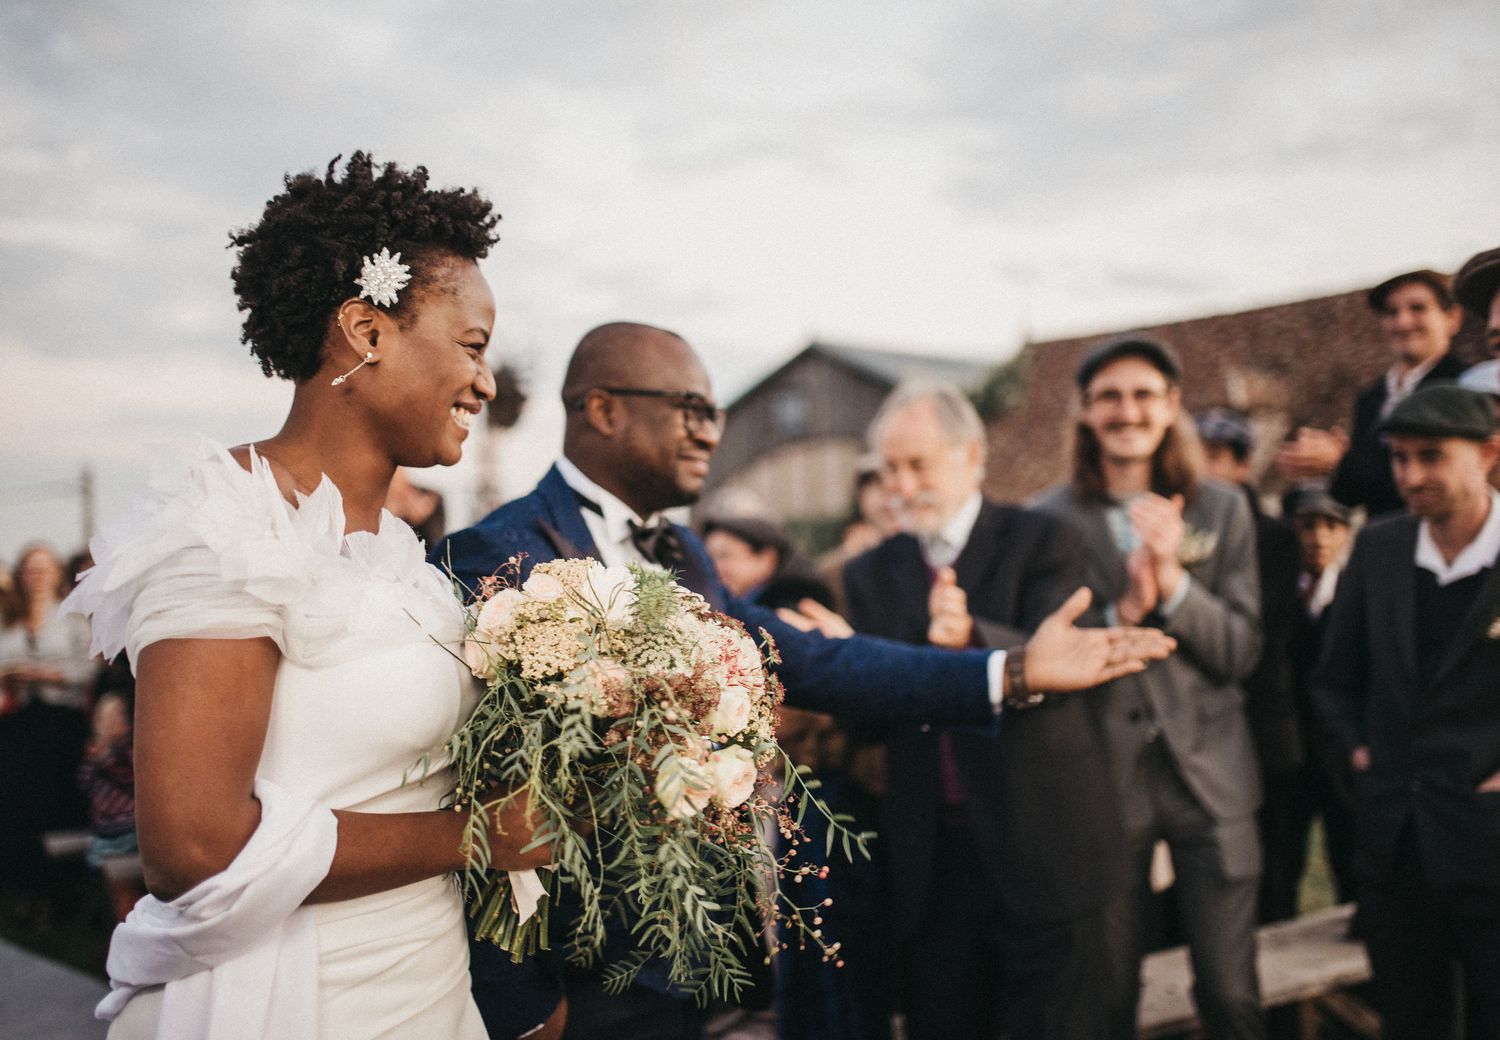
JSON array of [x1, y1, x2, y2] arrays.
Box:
[[81, 465, 96, 548]]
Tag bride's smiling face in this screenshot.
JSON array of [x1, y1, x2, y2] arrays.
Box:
[[363, 259, 498, 468]]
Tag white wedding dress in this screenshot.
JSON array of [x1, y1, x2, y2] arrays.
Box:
[[66, 440, 488, 1040]]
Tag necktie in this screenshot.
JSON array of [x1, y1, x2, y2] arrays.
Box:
[[628, 518, 684, 570]]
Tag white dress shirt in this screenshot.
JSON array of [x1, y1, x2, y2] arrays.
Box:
[[1381, 353, 1444, 419], [1415, 489, 1500, 586]]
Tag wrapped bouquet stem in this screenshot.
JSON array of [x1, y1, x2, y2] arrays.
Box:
[[442, 557, 868, 1000]]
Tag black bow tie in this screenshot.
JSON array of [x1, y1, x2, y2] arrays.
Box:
[[628, 518, 683, 570]]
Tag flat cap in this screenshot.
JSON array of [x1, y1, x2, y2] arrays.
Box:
[[1454, 246, 1500, 319], [1196, 407, 1253, 453], [1367, 269, 1454, 312], [1076, 335, 1181, 390], [1291, 488, 1351, 525], [1378, 383, 1497, 441]]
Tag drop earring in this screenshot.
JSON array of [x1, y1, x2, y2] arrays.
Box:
[[331, 351, 374, 386]]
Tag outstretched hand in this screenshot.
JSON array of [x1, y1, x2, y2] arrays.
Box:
[[1023, 587, 1176, 693], [775, 599, 855, 639]]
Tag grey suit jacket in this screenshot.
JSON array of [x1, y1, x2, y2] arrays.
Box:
[[1033, 480, 1264, 851]]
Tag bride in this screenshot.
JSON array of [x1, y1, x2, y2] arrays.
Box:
[[65, 153, 549, 1039]]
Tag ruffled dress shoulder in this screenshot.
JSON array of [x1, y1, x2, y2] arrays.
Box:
[[64, 438, 462, 669]]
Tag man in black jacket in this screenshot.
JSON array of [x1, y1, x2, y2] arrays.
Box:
[[843, 379, 1127, 1040], [1276, 269, 1466, 516], [1314, 384, 1500, 1039]]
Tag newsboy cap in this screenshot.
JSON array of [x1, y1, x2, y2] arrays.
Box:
[[1076, 335, 1181, 390], [1454, 246, 1500, 319], [1291, 488, 1351, 525], [1378, 383, 1498, 441], [1196, 407, 1254, 454], [1367, 269, 1454, 312]]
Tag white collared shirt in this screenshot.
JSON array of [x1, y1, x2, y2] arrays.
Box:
[[1300, 557, 1346, 620], [554, 455, 661, 569], [1415, 489, 1500, 587], [920, 491, 984, 570], [1381, 353, 1444, 418]]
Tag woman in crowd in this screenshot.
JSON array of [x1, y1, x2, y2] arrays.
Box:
[[64, 153, 551, 1040], [0, 543, 96, 922]]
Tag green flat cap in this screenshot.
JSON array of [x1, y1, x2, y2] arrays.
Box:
[[1378, 382, 1497, 441]]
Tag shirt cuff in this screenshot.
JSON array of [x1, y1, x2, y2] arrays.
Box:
[[1158, 575, 1192, 618], [1104, 602, 1122, 627], [985, 650, 1008, 715]]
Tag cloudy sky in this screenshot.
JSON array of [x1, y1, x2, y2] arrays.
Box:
[[2, 0, 1497, 562]]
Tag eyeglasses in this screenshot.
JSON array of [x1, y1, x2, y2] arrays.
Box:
[[574, 387, 727, 433], [1084, 387, 1171, 408]]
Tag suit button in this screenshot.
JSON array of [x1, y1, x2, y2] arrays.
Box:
[[1127, 709, 1144, 723]]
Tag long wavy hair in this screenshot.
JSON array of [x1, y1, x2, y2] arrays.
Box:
[[1071, 413, 1203, 503]]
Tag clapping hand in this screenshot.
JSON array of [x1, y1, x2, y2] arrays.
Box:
[[927, 567, 974, 649], [1129, 493, 1186, 601], [1022, 587, 1176, 693], [1274, 426, 1348, 482]]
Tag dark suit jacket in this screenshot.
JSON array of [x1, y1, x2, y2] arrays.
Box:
[[434, 465, 997, 726], [1241, 488, 1306, 776], [1330, 352, 1466, 516], [842, 502, 1127, 931], [1312, 513, 1500, 891], [1033, 480, 1264, 868]]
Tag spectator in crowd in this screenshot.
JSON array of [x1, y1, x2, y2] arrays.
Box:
[[817, 458, 900, 613], [703, 514, 835, 611], [1313, 384, 1500, 1039], [1197, 408, 1306, 925], [385, 467, 447, 549], [1456, 247, 1500, 425], [1276, 269, 1466, 516], [1035, 337, 1265, 1040], [1285, 490, 1359, 906], [843, 380, 1126, 1040], [0, 544, 97, 924], [79, 689, 142, 922]]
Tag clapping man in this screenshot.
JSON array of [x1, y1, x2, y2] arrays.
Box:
[[1276, 270, 1465, 516], [1035, 337, 1266, 1040], [841, 381, 1126, 1040]]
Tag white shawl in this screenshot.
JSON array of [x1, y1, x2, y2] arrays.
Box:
[[97, 779, 338, 1039]]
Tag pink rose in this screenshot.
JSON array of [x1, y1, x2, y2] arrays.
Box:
[[707, 746, 758, 809], [709, 682, 753, 736], [463, 636, 495, 678], [522, 572, 566, 602], [475, 587, 525, 637], [655, 752, 713, 820]]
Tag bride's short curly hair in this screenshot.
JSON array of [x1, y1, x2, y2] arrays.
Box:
[[229, 152, 501, 382]]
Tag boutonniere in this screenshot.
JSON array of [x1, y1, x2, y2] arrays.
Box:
[[1178, 526, 1219, 567], [1486, 615, 1500, 640]]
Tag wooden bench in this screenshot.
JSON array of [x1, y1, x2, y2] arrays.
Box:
[[1138, 903, 1376, 1039]]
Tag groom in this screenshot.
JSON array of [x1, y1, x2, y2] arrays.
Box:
[[434, 321, 1174, 1040]]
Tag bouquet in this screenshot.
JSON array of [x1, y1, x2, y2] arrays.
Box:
[[443, 557, 866, 999]]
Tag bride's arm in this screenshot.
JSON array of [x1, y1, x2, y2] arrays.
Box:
[[134, 636, 547, 904]]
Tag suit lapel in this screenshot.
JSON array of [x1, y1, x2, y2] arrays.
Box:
[[953, 502, 1005, 596], [1427, 558, 1500, 693], [535, 465, 600, 560], [1080, 500, 1128, 598]]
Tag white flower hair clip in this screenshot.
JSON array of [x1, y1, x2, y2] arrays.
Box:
[[354, 247, 412, 308]]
